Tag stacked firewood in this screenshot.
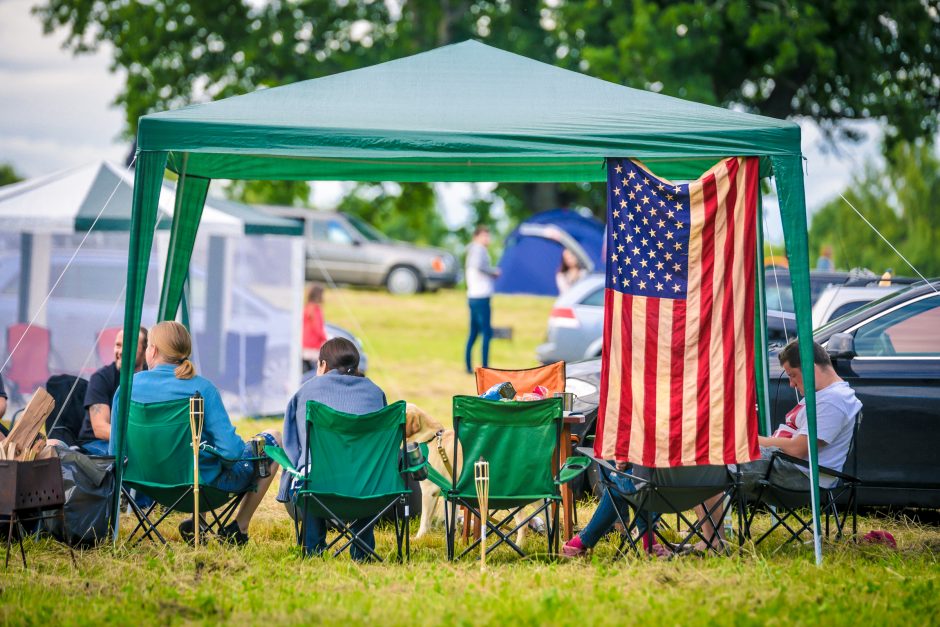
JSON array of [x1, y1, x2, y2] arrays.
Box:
[[0, 388, 56, 461]]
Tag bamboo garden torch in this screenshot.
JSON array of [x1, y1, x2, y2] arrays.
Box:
[[189, 392, 205, 546], [474, 456, 490, 569]]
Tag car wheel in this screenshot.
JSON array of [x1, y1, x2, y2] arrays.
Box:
[[386, 266, 421, 295]]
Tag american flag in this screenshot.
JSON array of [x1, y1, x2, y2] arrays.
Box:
[[594, 157, 761, 467]]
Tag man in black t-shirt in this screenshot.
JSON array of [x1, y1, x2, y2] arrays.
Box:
[[78, 327, 148, 456]]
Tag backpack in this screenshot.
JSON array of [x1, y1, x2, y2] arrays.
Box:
[[44, 374, 89, 447], [43, 448, 114, 547]]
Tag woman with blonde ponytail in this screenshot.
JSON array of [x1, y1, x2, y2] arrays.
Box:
[[115, 321, 282, 545]]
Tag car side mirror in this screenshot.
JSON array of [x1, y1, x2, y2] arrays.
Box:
[[352, 239, 362, 246], [827, 333, 856, 360]]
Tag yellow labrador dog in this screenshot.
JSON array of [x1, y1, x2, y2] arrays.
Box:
[[407, 404, 539, 544]]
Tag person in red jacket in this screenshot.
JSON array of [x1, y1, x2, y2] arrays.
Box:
[[302, 283, 327, 372]]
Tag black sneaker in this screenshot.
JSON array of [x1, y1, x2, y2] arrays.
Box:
[[178, 518, 208, 544], [219, 521, 249, 546]]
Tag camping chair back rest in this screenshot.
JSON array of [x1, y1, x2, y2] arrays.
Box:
[[631, 464, 732, 513], [304, 400, 407, 499], [124, 398, 196, 487], [6, 323, 51, 394], [452, 395, 561, 500], [475, 361, 565, 397]]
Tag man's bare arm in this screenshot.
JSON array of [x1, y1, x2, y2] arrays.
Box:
[[89, 404, 111, 440], [758, 434, 810, 459]]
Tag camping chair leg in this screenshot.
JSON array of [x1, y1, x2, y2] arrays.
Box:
[[444, 499, 454, 561], [134, 489, 191, 547]]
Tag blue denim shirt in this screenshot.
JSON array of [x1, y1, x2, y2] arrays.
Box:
[[112, 364, 244, 484]]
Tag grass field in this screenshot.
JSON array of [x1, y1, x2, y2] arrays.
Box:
[[4, 288, 940, 625]]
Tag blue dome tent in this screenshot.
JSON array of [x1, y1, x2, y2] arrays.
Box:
[[495, 209, 605, 296]]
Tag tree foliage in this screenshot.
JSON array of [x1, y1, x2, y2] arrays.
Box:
[[33, 0, 940, 236], [809, 141, 940, 277], [553, 0, 940, 144], [0, 163, 23, 187]]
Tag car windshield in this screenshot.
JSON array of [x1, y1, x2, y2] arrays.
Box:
[[345, 214, 387, 242], [814, 284, 914, 337]]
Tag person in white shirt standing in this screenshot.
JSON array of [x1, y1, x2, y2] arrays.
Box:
[[465, 225, 501, 374]]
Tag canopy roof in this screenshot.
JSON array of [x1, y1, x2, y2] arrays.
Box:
[[138, 40, 799, 183], [0, 161, 302, 236]]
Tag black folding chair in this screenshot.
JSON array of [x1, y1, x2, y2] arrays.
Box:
[[743, 412, 862, 546], [578, 447, 738, 556]]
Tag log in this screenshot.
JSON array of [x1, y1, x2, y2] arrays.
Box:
[[6, 388, 55, 461]]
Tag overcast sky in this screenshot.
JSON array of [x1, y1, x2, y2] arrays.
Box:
[[0, 0, 884, 239]]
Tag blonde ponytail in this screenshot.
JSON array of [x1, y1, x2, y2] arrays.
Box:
[[175, 358, 196, 380], [150, 321, 197, 380]]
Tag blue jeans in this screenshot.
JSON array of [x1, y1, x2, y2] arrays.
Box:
[[579, 465, 660, 548], [465, 297, 492, 373], [211, 432, 278, 493], [80, 439, 110, 457]]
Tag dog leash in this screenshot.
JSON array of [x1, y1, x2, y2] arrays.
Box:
[[434, 429, 454, 478]]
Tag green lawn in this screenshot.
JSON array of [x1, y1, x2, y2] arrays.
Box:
[[4, 288, 940, 625]]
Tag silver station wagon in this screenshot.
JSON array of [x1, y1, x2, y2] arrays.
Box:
[[264, 208, 458, 295]]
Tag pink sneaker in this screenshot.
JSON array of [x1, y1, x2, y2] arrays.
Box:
[[561, 536, 587, 558]]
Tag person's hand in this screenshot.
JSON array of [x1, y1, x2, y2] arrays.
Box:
[[615, 460, 629, 471]]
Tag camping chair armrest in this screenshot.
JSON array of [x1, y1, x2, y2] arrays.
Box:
[[198, 442, 267, 464], [574, 445, 649, 489], [416, 442, 451, 491], [556, 455, 591, 485], [772, 451, 861, 484], [262, 445, 302, 478]]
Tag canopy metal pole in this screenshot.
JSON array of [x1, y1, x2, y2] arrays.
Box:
[[770, 155, 822, 565], [111, 150, 168, 544]]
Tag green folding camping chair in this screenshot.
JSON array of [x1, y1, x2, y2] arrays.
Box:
[[267, 400, 420, 562], [122, 396, 257, 546], [433, 395, 589, 561]]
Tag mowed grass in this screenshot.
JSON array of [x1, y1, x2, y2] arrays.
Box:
[[4, 288, 940, 625]]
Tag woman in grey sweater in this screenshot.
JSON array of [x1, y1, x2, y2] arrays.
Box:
[[278, 337, 387, 559]]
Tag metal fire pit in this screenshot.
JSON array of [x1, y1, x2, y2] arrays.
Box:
[[0, 457, 71, 568]]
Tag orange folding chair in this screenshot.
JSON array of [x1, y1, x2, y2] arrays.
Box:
[[474, 361, 566, 397]]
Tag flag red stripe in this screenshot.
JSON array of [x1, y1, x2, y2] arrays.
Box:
[[695, 171, 719, 464], [615, 294, 634, 461], [668, 300, 687, 466], [721, 158, 741, 463], [595, 287, 615, 457], [743, 158, 760, 459], [642, 297, 660, 466]]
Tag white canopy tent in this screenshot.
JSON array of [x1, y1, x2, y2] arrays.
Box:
[[0, 161, 304, 417]]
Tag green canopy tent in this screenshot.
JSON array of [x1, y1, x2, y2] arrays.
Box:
[[118, 40, 823, 562]]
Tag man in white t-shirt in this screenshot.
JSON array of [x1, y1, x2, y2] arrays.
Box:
[[693, 340, 862, 550], [758, 340, 862, 488], [464, 225, 501, 374]]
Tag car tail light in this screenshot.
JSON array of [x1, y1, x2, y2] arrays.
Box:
[[431, 257, 445, 273], [549, 307, 580, 328]]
